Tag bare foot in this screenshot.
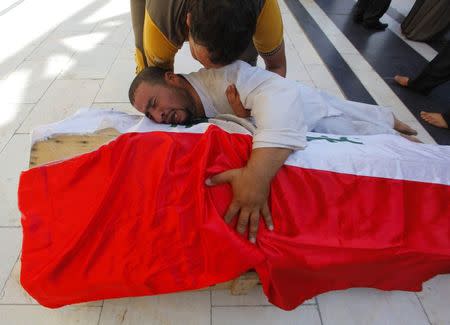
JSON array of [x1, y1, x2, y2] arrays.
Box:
[[394, 75, 409, 87], [420, 111, 449, 129], [393, 117, 417, 135], [400, 134, 422, 143]]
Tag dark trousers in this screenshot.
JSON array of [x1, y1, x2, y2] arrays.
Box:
[[409, 42, 450, 94], [443, 113, 450, 126], [354, 0, 392, 24]]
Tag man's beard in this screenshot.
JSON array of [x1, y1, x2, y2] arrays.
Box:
[[174, 87, 197, 125]]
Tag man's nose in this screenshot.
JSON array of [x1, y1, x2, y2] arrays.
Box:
[[150, 106, 165, 123]]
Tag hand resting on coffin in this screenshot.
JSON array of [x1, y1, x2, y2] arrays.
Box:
[[206, 147, 292, 243]]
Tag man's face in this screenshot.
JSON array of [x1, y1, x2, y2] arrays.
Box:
[[133, 82, 195, 124]]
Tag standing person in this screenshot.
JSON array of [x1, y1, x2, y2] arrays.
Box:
[[394, 42, 450, 130], [394, 42, 450, 95], [130, 0, 287, 77], [353, 0, 392, 30], [401, 0, 450, 41]]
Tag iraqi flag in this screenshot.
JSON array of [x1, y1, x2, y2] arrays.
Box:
[[19, 122, 450, 310]]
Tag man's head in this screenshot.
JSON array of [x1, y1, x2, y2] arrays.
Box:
[[129, 67, 196, 125], [187, 0, 258, 68]]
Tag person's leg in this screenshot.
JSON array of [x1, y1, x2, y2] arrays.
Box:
[[362, 0, 392, 29], [313, 90, 417, 136], [420, 111, 450, 129], [408, 42, 450, 94], [130, 0, 147, 73], [393, 116, 418, 135], [353, 0, 371, 23]]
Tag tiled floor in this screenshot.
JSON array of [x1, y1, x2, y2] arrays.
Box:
[[0, 0, 448, 324]]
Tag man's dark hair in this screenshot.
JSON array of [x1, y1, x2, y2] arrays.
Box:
[[128, 67, 169, 105], [189, 0, 258, 66]]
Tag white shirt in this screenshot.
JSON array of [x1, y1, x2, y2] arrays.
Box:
[[184, 61, 305, 150]]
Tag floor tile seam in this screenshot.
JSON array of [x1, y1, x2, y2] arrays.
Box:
[[14, 48, 80, 135], [316, 300, 324, 325], [0, 11, 58, 80], [58, 25, 131, 81], [0, 249, 21, 299], [283, 32, 317, 83], [96, 303, 103, 325], [296, 0, 435, 143], [211, 304, 317, 309], [284, 27, 340, 91], [91, 42, 127, 104], [211, 302, 317, 307], [282, 8, 327, 68], [210, 289, 212, 325], [288, 0, 375, 104], [414, 292, 433, 325]]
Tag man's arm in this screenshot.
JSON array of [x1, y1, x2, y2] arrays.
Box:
[[262, 40, 287, 77], [206, 147, 292, 243]]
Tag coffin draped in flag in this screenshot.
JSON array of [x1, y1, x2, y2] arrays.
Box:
[[19, 125, 450, 310]]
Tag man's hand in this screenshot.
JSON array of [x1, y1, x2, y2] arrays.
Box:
[[225, 84, 250, 118], [206, 147, 292, 243]]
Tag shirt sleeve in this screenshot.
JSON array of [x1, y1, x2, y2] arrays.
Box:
[[141, 11, 178, 71], [253, 0, 284, 56], [245, 82, 307, 150]]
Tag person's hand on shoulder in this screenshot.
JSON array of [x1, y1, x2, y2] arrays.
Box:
[[226, 84, 250, 118]]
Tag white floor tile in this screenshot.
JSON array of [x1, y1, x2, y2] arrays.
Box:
[[0, 134, 31, 227], [0, 103, 34, 152], [91, 18, 131, 47], [1, 259, 37, 305], [305, 64, 342, 95], [340, 53, 374, 72], [318, 288, 430, 325], [417, 275, 450, 325], [285, 35, 311, 82], [59, 44, 121, 80], [95, 59, 135, 103], [0, 305, 101, 325], [117, 32, 135, 60], [26, 36, 76, 63], [18, 79, 101, 133], [326, 33, 359, 55], [100, 291, 210, 325], [0, 228, 21, 291], [213, 305, 321, 325], [0, 44, 38, 80], [390, 0, 415, 17], [0, 59, 64, 104]]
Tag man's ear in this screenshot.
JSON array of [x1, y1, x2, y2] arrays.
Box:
[[164, 71, 180, 86], [186, 13, 191, 29]]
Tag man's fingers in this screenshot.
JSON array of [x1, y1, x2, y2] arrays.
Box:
[[236, 209, 250, 234], [262, 203, 274, 231], [248, 210, 260, 243], [224, 202, 240, 224], [205, 170, 235, 186]]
